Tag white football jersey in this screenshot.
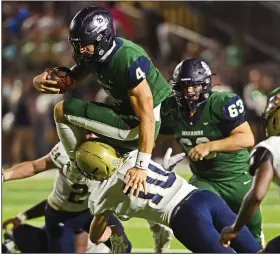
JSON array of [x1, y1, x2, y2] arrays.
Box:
[[88, 151, 197, 226], [48, 142, 92, 212], [250, 136, 280, 196]]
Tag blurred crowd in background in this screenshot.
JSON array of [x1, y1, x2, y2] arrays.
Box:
[[2, 1, 280, 166]]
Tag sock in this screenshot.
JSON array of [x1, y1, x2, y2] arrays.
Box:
[[55, 122, 85, 160], [3, 240, 15, 253]]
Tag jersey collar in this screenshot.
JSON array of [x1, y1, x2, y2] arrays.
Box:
[[99, 37, 123, 63]]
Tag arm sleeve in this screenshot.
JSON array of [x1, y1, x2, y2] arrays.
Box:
[[126, 56, 151, 90], [50, 142, 70, 169], [215, 94, 247, 136], [24, 200, 47, 220], [249, 147, 273, 176]]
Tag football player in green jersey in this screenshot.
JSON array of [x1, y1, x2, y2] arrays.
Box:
[[159, 58, 264, 245], [32, 6, 172, 197]]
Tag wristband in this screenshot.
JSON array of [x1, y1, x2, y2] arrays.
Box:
[[135, 152, 151, 170], [16, 213, 27, 222]]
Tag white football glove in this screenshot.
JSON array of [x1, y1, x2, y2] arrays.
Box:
[[110, 233, 128, 253], [163, 148, 186, 172]]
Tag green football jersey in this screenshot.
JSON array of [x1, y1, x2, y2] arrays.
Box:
[[83, 37, 171, 113], [160, 91, 250, 181]]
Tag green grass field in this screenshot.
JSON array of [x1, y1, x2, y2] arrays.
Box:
[[2, 172, 279, 253]]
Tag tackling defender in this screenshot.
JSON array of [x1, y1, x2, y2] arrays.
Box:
[[2, 142, 131, 253], [220, 88, 280, 253], [32, 6, 172, 196], [158, 58, 263, 244], [2, 200, 110, 253], [73, 139, 262, 253]]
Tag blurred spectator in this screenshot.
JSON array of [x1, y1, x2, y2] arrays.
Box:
[[133, 2, 166, 60], [103, 2, 135, 40], [11, 79, 36, 164], [243, 69, 268, 142]]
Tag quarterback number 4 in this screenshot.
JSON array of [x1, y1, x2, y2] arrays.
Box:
[[228, 99, 244, 118], [136, 67, 146, 80]]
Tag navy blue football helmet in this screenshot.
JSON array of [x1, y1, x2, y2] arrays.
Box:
[[69, 6, 116, 64], [172, 58, 213, 116]]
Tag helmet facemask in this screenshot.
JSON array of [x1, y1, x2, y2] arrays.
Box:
[[173, 77, 211, 117]]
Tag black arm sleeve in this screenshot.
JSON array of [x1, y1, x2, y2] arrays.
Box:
[[249, 147, 273, 176], [24, 199, 47, 220]]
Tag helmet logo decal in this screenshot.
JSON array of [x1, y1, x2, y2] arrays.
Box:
[[112, 159, 121, 168], [93, 15, 108, 25], [201, 61, 212, 76]]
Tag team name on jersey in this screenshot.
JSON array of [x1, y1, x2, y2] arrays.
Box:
[[182, 130, 203, 136]]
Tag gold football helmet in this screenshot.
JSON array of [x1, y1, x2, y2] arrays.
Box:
[[263, 88, 280, 137], [75, 140, 123, 181]]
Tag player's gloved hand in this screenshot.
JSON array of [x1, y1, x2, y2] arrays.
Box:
[[220, 225, 239, 248], [33, 71, 59, 94], [2, 217, 22, 231], [188, 142, 213, 161], [124, 167, 147, 197], [163, 148, 185, 172], [110, 233, 128, 253]]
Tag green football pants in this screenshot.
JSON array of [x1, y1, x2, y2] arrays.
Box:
[[189, 173, 264, 246], [63, 98, 161, 152]]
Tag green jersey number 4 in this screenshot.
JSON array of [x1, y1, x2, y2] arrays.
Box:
[[136, 67, 146, 80]]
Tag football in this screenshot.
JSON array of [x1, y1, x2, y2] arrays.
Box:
[[46, 66, 76, 93]]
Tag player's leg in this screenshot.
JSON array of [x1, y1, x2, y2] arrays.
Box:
[[82, 213, 132, 253], [190, 173, 264, 246], [215, 173, 264, 246], [54, 98, 161, 158], [13, 224, 48, 253], [107, 215, 132, 252], [44, 202, 92, 252], [201, 189, 262, 253], [170, 190, 235, 253], [147, 220, 173, 253], [75, 231, 88, 253], [263, 235, 280, 253], [86, 241, 111, 253]]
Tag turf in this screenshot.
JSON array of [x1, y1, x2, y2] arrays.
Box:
[[2, 172, 279, 252]]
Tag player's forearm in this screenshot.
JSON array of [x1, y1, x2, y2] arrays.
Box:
[[3, 156, 49, 181], [138, 114, 155, 154], [3, 161, 39, 181], [232, 190, 262, 232], [89, 214, 110, 244], [234, 160, 273, 232], [24, 199, 47, 220], [209, 132, 254, 152]]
